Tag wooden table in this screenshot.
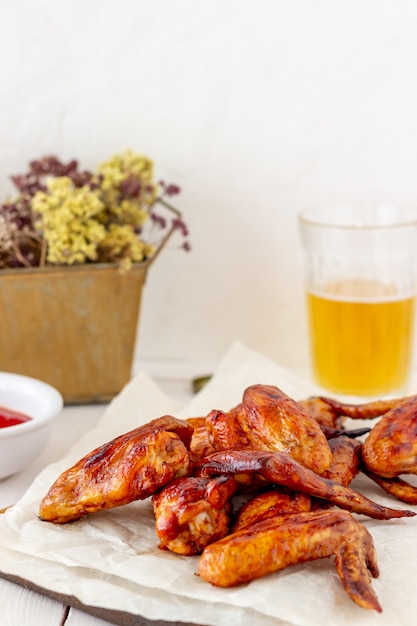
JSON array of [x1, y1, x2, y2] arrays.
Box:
[[0, 371, 195, 626]]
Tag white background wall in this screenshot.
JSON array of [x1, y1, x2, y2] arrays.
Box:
[[2, 0, 417, 375]]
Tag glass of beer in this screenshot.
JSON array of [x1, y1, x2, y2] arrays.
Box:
[[298, 206, 417, 397]]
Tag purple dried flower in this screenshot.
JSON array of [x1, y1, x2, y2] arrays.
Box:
[[120, 174, 142, 200], [11, 155, 94, 196], [172, 217, 189, 237], [159, 180, 181, 197], [151, 212, 167, 229]]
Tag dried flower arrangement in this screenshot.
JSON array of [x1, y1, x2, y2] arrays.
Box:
[[0, 150, 189, 271]]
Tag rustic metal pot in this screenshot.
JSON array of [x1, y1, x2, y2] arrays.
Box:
[[0, 200, 181, 404], [0, 261, 152, 403]]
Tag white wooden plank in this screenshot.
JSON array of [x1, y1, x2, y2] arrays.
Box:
[[65, 607, 114, 626], [0, 578, 65, 626]]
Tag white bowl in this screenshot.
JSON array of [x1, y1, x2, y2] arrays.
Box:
[[0, 372, 63, 479]]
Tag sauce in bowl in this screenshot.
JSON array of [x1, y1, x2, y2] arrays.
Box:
[[0, 406, 32, 428]]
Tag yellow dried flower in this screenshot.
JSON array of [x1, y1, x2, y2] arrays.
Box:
[[97, 149, 157, 227], [33, 178, 106, 265], [0, 150, 187, 269], [98, 223, 155, 268]]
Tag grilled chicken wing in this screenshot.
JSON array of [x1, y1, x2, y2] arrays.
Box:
[[319, 395, 408, 420], [298, 397, 372, 439], [194, 449, 415, 520], [152, 475, 236, 555], [206, 384, 332, 475], [321, 436, 362, 487], [298, 397, 342, 429], [361, 395, 417, 477], [199, 509, 382, 612], [362, 468, 417, 505], [233, 487, 312, 532], [186, 417, 216, 461], [39, 416, 193, 523], [233, 435, 362, 531]]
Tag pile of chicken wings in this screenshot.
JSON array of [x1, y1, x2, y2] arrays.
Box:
[[39, 384, 417, 613]]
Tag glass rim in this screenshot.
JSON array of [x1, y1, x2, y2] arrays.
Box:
[[298, 206, 417, 231]]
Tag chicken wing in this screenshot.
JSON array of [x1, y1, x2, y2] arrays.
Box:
[[361, 468, 417, 505], [186, 417, 216, 461], [206, 384, 332, 475], [194, 449, 415, 520], [152, 475, 236, 555], [319, 395, 409, 420], [198, 509, 382, 612], [233, 435, 362, 531], [321, 436, 362, 487], [361, 394, 417, 477], [298, 397, 342, 429], [298, 397, 375, 438], [39, 416, 193, 523], [232, 487, 312, 532]]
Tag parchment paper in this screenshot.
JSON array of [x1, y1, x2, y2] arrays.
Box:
[[0, 342, 416, 626]]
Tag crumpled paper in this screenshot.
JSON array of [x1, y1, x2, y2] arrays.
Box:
[[0, 341, 416, 626]]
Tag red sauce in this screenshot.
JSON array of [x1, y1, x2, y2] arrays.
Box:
[[0, 405, 32, 428]]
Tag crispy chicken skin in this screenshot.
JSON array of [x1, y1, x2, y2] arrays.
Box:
[[152, 475, 237, 555], [199, 509, 382, 612], [186, 417, 216, 461], [298, 397, 376, 439], [233, 436, 362, 532], [321, 436, 362, 487], [318, 395, 409, 420], [298, 397, 342, 429], [206, 384, 332, 475], [39, 416, 193, 523], [361, 395, 417, 477], [194, 449, 415, 520], [362, 469, 417, 505], [233, 487, 312, 532]]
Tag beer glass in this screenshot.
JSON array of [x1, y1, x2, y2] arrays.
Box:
[[298, 206, 417, 397]]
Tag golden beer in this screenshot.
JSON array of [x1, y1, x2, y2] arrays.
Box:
[[307, 279, 415, 396]]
